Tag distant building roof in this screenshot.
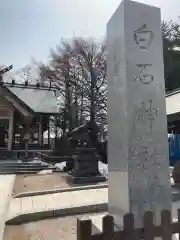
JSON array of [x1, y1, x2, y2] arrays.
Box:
[[4, 83, 59, 114]]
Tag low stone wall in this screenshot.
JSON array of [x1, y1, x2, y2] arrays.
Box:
[[0, 175, 15, 240]]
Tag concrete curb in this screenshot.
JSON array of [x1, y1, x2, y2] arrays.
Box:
[[6, 203, 108, 225], [1, 175, 15, 240], [13, 183, 108, 198]]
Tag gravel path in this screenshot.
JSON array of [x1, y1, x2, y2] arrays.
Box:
[[4, 214, 100, 240], [12, 172, 70, 196], [4, 216, 77, 240]]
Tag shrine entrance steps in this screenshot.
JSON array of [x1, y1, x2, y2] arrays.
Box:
[[0, 161, 56, 174]]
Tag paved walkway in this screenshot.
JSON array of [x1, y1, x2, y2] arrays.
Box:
[[0, 175, 15, 240], [7, 188, 108, 222]]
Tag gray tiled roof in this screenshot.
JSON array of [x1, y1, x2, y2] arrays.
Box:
[[7, 86, 59, 114]]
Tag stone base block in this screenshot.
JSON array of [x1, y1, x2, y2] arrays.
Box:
[[68, 174, 107, 184]]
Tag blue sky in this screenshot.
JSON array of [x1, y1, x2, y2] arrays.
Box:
[[0, 0, 179, 72]]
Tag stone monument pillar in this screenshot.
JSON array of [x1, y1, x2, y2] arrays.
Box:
[[107, 0, 171, 228]]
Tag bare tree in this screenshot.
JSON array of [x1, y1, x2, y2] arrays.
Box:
[[62, 38, 107, 126], [39, 38, 107, 137]]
